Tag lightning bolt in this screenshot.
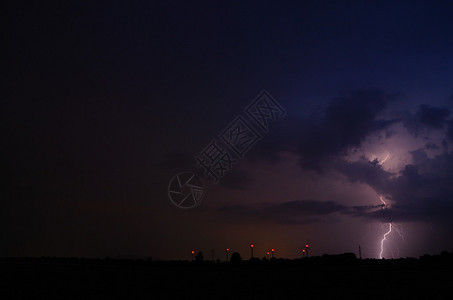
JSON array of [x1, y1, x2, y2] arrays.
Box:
[[376, 153, 404, 259], [379, 153, 390, 165], [379, 196, 392, 259], [391, 223, 405, 241]]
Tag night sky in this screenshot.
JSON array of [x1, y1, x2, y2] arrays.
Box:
[[3, 1, 453, 260]]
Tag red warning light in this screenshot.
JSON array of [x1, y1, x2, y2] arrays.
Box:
[[226, 248, 229, 251], [305, 244, 309, 248], [267, 252, 270, 255], [271, 248, 275, 252], [191, 251, 195, 254], [250, 244, 254, 248]]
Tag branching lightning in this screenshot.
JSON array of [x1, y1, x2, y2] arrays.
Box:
[[379, 196, 392, 259], [376, 153, 404, 259]]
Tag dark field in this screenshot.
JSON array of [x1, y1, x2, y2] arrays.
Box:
[[1, 256, 452, 299]]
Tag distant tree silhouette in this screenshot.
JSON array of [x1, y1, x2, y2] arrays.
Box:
[[321, 253, 357, 262], [230, 252, 241, 263], [248, 257, 260, 263], [195, 251, 204, 262]]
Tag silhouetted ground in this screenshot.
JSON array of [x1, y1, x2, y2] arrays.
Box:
[[1, 252, 452, 299]]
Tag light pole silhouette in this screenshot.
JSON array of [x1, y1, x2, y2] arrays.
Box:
[[271, 248, 275, 259], [305, 244, 309, 258], [226, 248, 230, 262], [302, 249, 306, 257], [250, 244, 254, 258], [191, 250, 195, 261], [266, 252, 270, 260]]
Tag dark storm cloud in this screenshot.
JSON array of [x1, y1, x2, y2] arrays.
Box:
[[354, 205, 413, 223], [447, 121, 453, 141], [425, 142, 440, 150], [297, 88, 399, 170], [416, 105, 450, 129], [354, 194, 453, 225], [244, 88, 399, 168], [410, 149, 428, 164], [218, 200, 347, 225], [385, 129, 397, 139], [283, 93, 453, 226], [334, 157, 394, 195], [270, 200, 346, 215], [337, 151, 453, 225], [403, 105, 451, 136], [348, 204, 384, 213]]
